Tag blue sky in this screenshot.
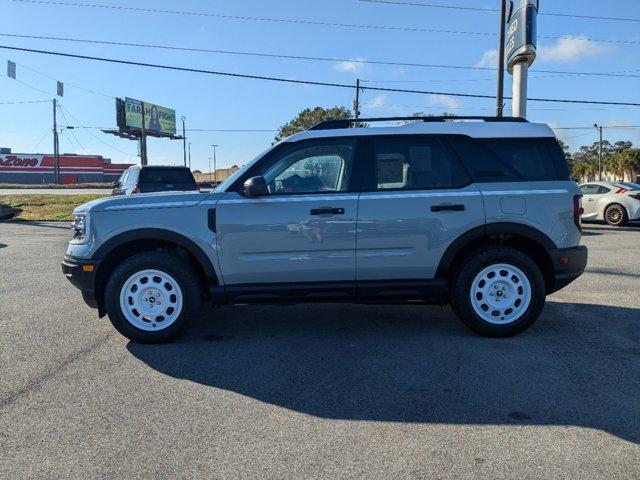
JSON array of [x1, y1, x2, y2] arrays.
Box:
[[1, 0, 639, 171]]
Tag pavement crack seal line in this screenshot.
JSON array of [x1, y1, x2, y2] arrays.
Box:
[[0, 332, 114, 410]]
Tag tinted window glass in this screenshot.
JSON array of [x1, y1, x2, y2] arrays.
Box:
[[580, 184, 600, 195], [478, 138, 558, 181], [260, 140, 355, 194], [373, 137, 470, 190], [544, 138, 571, 179], [447, 136, 522, 182], [597, 186, 611, 194], [139, 168, 196, 189]]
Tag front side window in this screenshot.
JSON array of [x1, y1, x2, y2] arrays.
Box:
[[373, 137, 470, 190], [259, 140, 356, 194]]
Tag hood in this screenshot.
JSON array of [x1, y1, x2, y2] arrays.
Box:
[[74, 190, 224, 213]]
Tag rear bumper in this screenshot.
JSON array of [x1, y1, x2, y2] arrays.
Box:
[[547, 245, 588, 294], [62, 256, 100, 309]]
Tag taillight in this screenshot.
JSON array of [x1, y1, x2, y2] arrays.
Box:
[[131, 185, 140, 194], [573, 195, 583, 233], [630, 193, 640, 201]]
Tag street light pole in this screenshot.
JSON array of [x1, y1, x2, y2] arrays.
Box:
[[211, 144, 219, 185], [188, 142, 192, 169], [181, 116, 187, 167], [208, 157, 212, 184]]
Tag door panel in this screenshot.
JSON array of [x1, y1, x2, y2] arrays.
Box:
[[215, 137, 359, 286], [356, 187, 484, 280], [356, 135, 484, 281], [216, 192, 358, 285]]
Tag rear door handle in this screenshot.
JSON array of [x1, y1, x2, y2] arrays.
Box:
[[431, 204, 465, 212], [310, 207, 345, 215]]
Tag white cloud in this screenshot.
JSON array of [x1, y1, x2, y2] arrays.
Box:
[[335, 57, 366, 73], [538, 36, 612, 63], [426, 94, 461, 110], [476, 49, 498, 68], [367, 95, 388, 109]]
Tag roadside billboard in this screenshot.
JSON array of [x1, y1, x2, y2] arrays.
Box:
[[117, 97, 176, 136]]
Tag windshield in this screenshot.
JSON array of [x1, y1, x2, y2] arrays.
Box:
[[214, 146, 274, 193]]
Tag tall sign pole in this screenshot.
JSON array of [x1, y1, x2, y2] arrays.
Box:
[[140, 102, 148, 166], [496, 0, 507, 117], [506, 0, 538, 118]]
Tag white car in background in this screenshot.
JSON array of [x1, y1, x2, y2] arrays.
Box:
[[579, 181, 640, 226]]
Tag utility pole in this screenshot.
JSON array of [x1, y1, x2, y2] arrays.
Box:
[[594, 123, 603, 181], [188, 142, 192, 169], [211, 144, 219, 185], [353, 78, 361, 127], [181, 116, 187, 167], [52, 99, 60, 184], [496, 0, 507, 117], [208, 157, 212, 184]]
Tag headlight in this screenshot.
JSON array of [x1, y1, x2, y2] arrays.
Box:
[[70, 212, 90, 244]]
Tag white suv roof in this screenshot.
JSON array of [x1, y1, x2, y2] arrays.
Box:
[[287, 117, 555, 143]]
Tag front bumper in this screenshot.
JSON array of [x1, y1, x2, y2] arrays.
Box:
[[547, 245, 588, 293], [62, 255, 100, 309]]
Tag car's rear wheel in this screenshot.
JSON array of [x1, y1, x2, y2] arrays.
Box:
[[604, 203, 628, 226], [104, 251, 202, 343], [451, 247, 545, 337]]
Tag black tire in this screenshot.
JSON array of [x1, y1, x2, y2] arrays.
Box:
[[451, 247, 546, 337], [604, 203, 628, 226], [104, 251, 202, 343]]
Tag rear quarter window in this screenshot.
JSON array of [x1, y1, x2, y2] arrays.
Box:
[[447, 136, 566, 182]]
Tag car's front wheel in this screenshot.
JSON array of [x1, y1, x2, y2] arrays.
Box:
[[451, 247, 546, 337], [104, 251, 202, 343]]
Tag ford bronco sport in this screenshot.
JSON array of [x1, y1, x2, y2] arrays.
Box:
[[62, 116, 587, 343]]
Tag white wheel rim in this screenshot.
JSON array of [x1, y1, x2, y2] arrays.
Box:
[[469, 263, 531, 325], [119, 269, 183, 331]]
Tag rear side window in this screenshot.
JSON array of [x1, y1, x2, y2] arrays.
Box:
[[139, 168, 196, 187], [477, 138, 558, 181], [448, 136, 564, 182], [373, 137, 470, 190]]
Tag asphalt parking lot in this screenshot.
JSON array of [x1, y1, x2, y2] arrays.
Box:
[[1, 221, 639, 479]]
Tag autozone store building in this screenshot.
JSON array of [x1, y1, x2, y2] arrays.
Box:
[[0, 152, 133, 184]]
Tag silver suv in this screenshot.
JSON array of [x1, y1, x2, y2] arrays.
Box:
[[62, 116, 587, 343]]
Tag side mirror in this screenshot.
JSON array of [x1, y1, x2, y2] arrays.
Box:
[[113, 181, 121, 188], [243, 176, 269, 197]]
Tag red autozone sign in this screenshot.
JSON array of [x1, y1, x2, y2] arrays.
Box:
[[0, 155, 43, 168]]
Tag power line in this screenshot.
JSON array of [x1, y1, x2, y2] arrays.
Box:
[[9, 1, 640, 46], [0, 99, 51, 105], [2, 36, 640, 79], [58, 104, 137, 157], [0, 52, 114, 98], [2, 45, 639, 107], [359, 0, 640, 23]]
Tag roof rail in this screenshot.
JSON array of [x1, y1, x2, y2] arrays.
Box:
[[309, 115, 528, 131]]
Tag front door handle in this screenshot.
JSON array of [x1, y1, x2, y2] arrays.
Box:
[[431, 204, 465, 212], [310, 207, 345, 215]]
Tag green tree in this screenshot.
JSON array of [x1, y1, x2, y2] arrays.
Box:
[[274, 106, 352, 144]]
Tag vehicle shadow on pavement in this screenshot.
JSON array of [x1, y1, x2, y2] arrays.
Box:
[[127, 300, 640, 444]]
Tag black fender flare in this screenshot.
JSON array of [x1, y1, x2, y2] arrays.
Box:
[[435, 222, 556, 279], [93, 228, 219, 286]]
